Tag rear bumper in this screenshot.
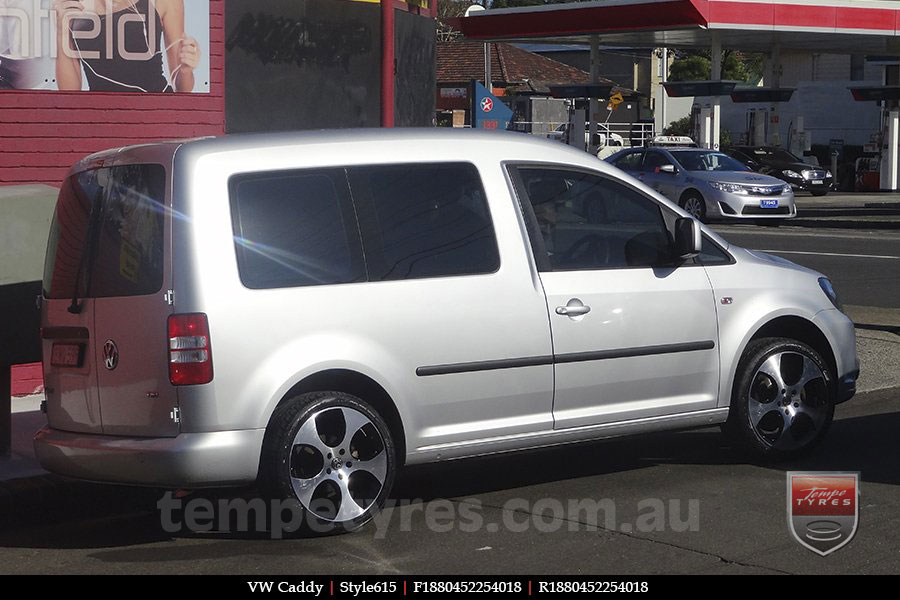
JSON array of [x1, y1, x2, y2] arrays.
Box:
[[33, 427, 265, 488]]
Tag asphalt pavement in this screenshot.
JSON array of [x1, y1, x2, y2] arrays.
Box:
[[0, 193, 897, 575], [0, 387, 897, 575]]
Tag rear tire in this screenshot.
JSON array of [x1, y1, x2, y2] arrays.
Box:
[[727, 338, 835, 461], [259, 391, 396, 536]]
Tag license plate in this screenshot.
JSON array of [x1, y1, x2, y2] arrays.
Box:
[[50, 343, 83, 368], [812, 179, 823, 185], [760, 199, 779, 208]]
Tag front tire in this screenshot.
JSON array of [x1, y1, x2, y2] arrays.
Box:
[[728, 338, 834, 461], [679, 192, 707, 222], [259, 391, 396, 535]]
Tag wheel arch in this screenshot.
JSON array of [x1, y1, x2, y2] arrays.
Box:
[[679, 187, 704, 203], [271, 369, 408, 466], [734, 315, 838, 404]]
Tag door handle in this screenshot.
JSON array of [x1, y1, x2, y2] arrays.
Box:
[[556, 300, 591, 317]]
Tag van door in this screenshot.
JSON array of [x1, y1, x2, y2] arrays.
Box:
[[41, 171, 105, 433], [90, 164, 178, 436], [511, 165, 720, 429]]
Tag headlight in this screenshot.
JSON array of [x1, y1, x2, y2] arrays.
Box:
[[708, 181, 748, 195], [818, 277, 842, 311], [783, 170, 802, 178], [781, 184, 792, 194]]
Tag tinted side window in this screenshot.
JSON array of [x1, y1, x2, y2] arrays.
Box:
[[230, 169, 364, 289], [43, 170, 104, 299], [643, 151, 673, 172], [612, 151, 643, 172], [515, 167, 673, 271], [349, 163, 499, 281], [90, 165, 166, 298]]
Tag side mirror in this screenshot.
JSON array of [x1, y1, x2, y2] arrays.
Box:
[[674, 217, 702, 259], [659, 164, 677, 174]]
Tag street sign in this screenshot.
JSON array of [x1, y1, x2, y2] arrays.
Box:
[[472, 81, 513, 130]]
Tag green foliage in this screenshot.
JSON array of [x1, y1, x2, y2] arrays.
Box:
[[669, 55, 710, 82], [668, 51, 764, 83], [664, 115, 692, 136]]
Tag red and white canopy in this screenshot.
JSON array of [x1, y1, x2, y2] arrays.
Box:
[[454, 0, 900, 52]]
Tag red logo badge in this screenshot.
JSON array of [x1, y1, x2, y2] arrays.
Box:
[[787, 472, 859, 556], [480, 97, 493, 112]]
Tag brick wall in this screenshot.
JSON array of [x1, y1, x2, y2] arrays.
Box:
[[0, 0, 226, 187]]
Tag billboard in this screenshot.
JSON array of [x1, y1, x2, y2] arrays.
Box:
[[0, 0, 210, 93]]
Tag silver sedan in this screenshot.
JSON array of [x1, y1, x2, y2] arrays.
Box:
[[607, 147, 796, 222]]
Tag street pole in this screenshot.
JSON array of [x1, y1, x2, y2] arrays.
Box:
[[484, 42, 492, 93], [660, 47, 668, 135], [589, 35, 599, 153], [381, 0, 395, 127], [710, 31, 722, 150]]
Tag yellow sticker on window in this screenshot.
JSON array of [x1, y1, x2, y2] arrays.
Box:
[[119, 239, 141, 283]]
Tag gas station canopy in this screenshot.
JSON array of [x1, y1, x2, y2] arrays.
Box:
[[453, 0, 900, 53]]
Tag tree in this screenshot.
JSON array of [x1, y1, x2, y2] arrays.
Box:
[[668, 50, 764, 83], [437, 0, 481, 42]]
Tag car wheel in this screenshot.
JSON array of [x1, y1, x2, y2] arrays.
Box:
[[728, 338, 834, 461], [259, 391, 396, 535], [679, 192, 707, 221]]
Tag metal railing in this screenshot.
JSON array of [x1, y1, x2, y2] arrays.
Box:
[[509, 121, 657, 149]]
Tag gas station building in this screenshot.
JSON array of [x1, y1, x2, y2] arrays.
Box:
[[453, 0, 900, 191]]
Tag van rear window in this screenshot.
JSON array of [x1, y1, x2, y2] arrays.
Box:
[[229, 169, 365, 289], [43, 164, 166, 299]]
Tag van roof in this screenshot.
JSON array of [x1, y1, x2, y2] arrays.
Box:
[[75, 128, 579, 173]]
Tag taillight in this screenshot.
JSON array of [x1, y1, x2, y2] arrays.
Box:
[[168, 313, 213, 385]]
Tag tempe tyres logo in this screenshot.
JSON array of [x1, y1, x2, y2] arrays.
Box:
[[787, 472, 859, 556]]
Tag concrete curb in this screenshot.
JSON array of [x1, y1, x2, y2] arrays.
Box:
[[785, 218, 900, 230]]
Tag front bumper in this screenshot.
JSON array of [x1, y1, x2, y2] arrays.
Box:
[[33, 427, 266, 488], [836, 370, 859, 404], [788, 176, 834, 192], [712, 190, 796, 219], [813, 308, 860, 405]]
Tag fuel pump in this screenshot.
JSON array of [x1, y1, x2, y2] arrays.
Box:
[[746, 108, 768, 146], [880, 104, 899, 191], [789, 116, 812, 158]]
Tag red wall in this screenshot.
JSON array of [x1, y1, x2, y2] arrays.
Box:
[[0, 0, 226, 187]]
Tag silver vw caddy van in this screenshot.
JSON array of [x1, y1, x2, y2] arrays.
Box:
[[35, 130, 858, 532]]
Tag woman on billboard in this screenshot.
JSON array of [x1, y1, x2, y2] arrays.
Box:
[[53, 0, 201, 92]]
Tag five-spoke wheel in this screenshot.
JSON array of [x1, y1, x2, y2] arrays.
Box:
[[290, 406, 388, 523], [260, 392, 396, 534], [729, 338, 834, 460]]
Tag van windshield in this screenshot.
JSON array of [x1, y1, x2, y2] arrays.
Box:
[[43, 164, 166, 299]]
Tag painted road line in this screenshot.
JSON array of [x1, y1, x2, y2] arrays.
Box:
[[757, 249, 900, 260]]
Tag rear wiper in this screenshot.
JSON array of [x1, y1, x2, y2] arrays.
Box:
[[68, 189, 102, 314]]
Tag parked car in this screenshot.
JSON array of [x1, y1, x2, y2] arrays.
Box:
[[606, 147, 796, 223], [724, 146, 833, 196], [35, 130, 857, 534]]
